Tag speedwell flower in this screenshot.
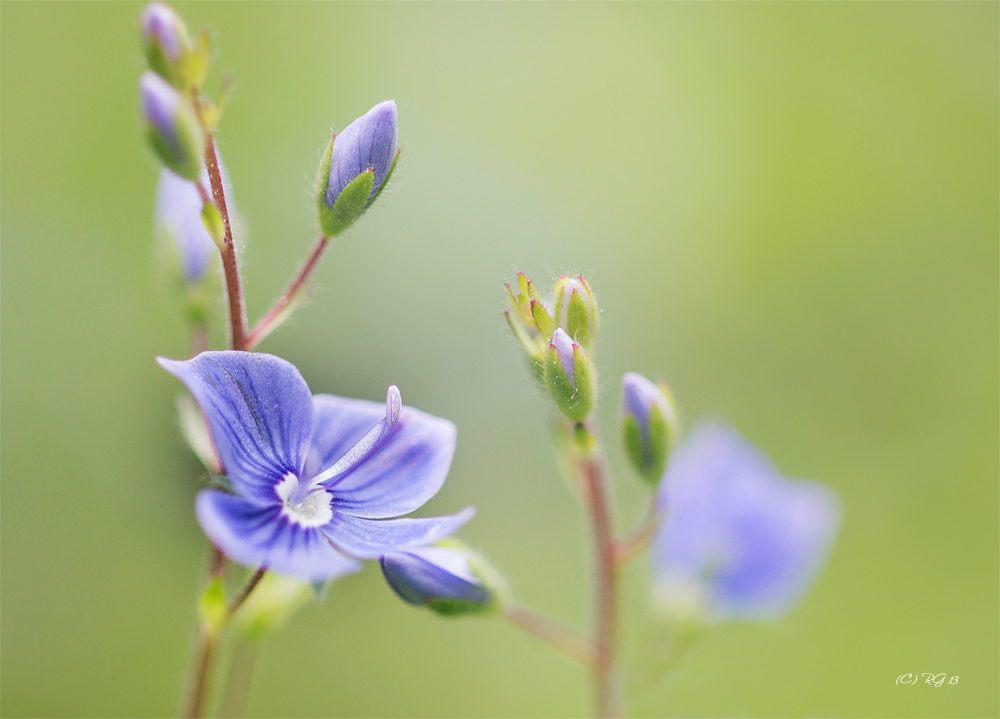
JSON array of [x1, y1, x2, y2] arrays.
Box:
[[651, 423, 840, 622], [158, 351, 472, 582]]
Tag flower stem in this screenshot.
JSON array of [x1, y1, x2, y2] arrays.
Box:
[[502, 603, 596, 666], [219, 640, 257, 719], [576, 428, 619, 719], [184, 629, 218, 719], [613, 497, 663, 568], [182, 563, 265, 719], [227, 567, 267, 616], [192, 92, 248, 351], [246, 234, 330, 350]]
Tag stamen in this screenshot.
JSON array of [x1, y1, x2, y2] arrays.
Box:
[[310, 385, 402, 486]]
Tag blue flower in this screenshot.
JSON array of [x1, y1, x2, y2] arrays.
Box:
[[651, 423, 840, 621], [381, 543, 496, 616], [154, 167, 213, 284], [158, 351, 472, 582]]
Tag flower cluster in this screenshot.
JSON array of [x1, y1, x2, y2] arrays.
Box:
[[138, 4, 843, 716]]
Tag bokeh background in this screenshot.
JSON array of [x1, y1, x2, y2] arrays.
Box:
[[2, 2, 997, 717]]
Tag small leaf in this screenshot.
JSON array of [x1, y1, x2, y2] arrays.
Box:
[[198, 576, 228, 636]]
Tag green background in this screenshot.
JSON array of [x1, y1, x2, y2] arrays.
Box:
[[2, 2, 997, 717]]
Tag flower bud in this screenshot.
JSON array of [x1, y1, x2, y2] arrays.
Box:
[[141, 2, 192, 87], [621, 372, 679, 486], [380, 542, 500, 617], [553, 275, 598, 347], [317, 100, 400, 236], [140, 71, 204, 181], [544, 328, 596, 422]]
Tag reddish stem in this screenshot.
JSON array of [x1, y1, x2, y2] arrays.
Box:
[[192, 93, 248, 351], [246, 234, 330, 350], [580, 448, 619, 718]]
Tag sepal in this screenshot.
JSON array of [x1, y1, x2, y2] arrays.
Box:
[[318, 168, 375, 237]]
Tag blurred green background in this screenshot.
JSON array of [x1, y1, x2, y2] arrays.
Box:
[[2, 2, 997, 717]]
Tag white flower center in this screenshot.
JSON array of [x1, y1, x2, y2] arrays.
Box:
[[275, 472, 333, 528]]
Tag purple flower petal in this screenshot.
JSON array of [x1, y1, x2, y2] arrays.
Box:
[[321, 507, 474, 559], [308, 396, 457, 519], [652, 423, 841, 620], [197, 490, 361, 582], [158, 352, 314, 506]]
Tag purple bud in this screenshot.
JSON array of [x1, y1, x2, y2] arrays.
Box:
[[324, 100, 398, 210], [140, 71, 203, 180], [142, 3, 185, 60], [550, 327, 577, 388], [380, 545, 496, 615], [622, 373, 673, 442]]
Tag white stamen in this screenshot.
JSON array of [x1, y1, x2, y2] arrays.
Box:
[[275, 472, 333, 528], [310, 385, 403, 486]]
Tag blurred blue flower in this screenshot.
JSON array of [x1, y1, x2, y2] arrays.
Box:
[[154, 168, 212, 284], [381, 544, 495, 615], [324, 100, 398, 211], [651, 423, 840, 621], [158, 351, 472, 582]]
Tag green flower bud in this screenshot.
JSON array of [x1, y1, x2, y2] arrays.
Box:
[[621, 372, 680, 486], [545, 328, 596, 422], [553, 275, 599, 347]]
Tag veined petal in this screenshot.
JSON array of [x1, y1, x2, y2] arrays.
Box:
[[158, 352, 314, 505], [309, 396, 457, 519], [320, 507, 474, 559], [196, 490, 361, 582]]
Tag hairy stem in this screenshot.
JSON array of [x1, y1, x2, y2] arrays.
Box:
[[502, 603, 597, 666], [192, 92, 247, 351], [246, 234, 330, 350], [578, 433, 619, 719]]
